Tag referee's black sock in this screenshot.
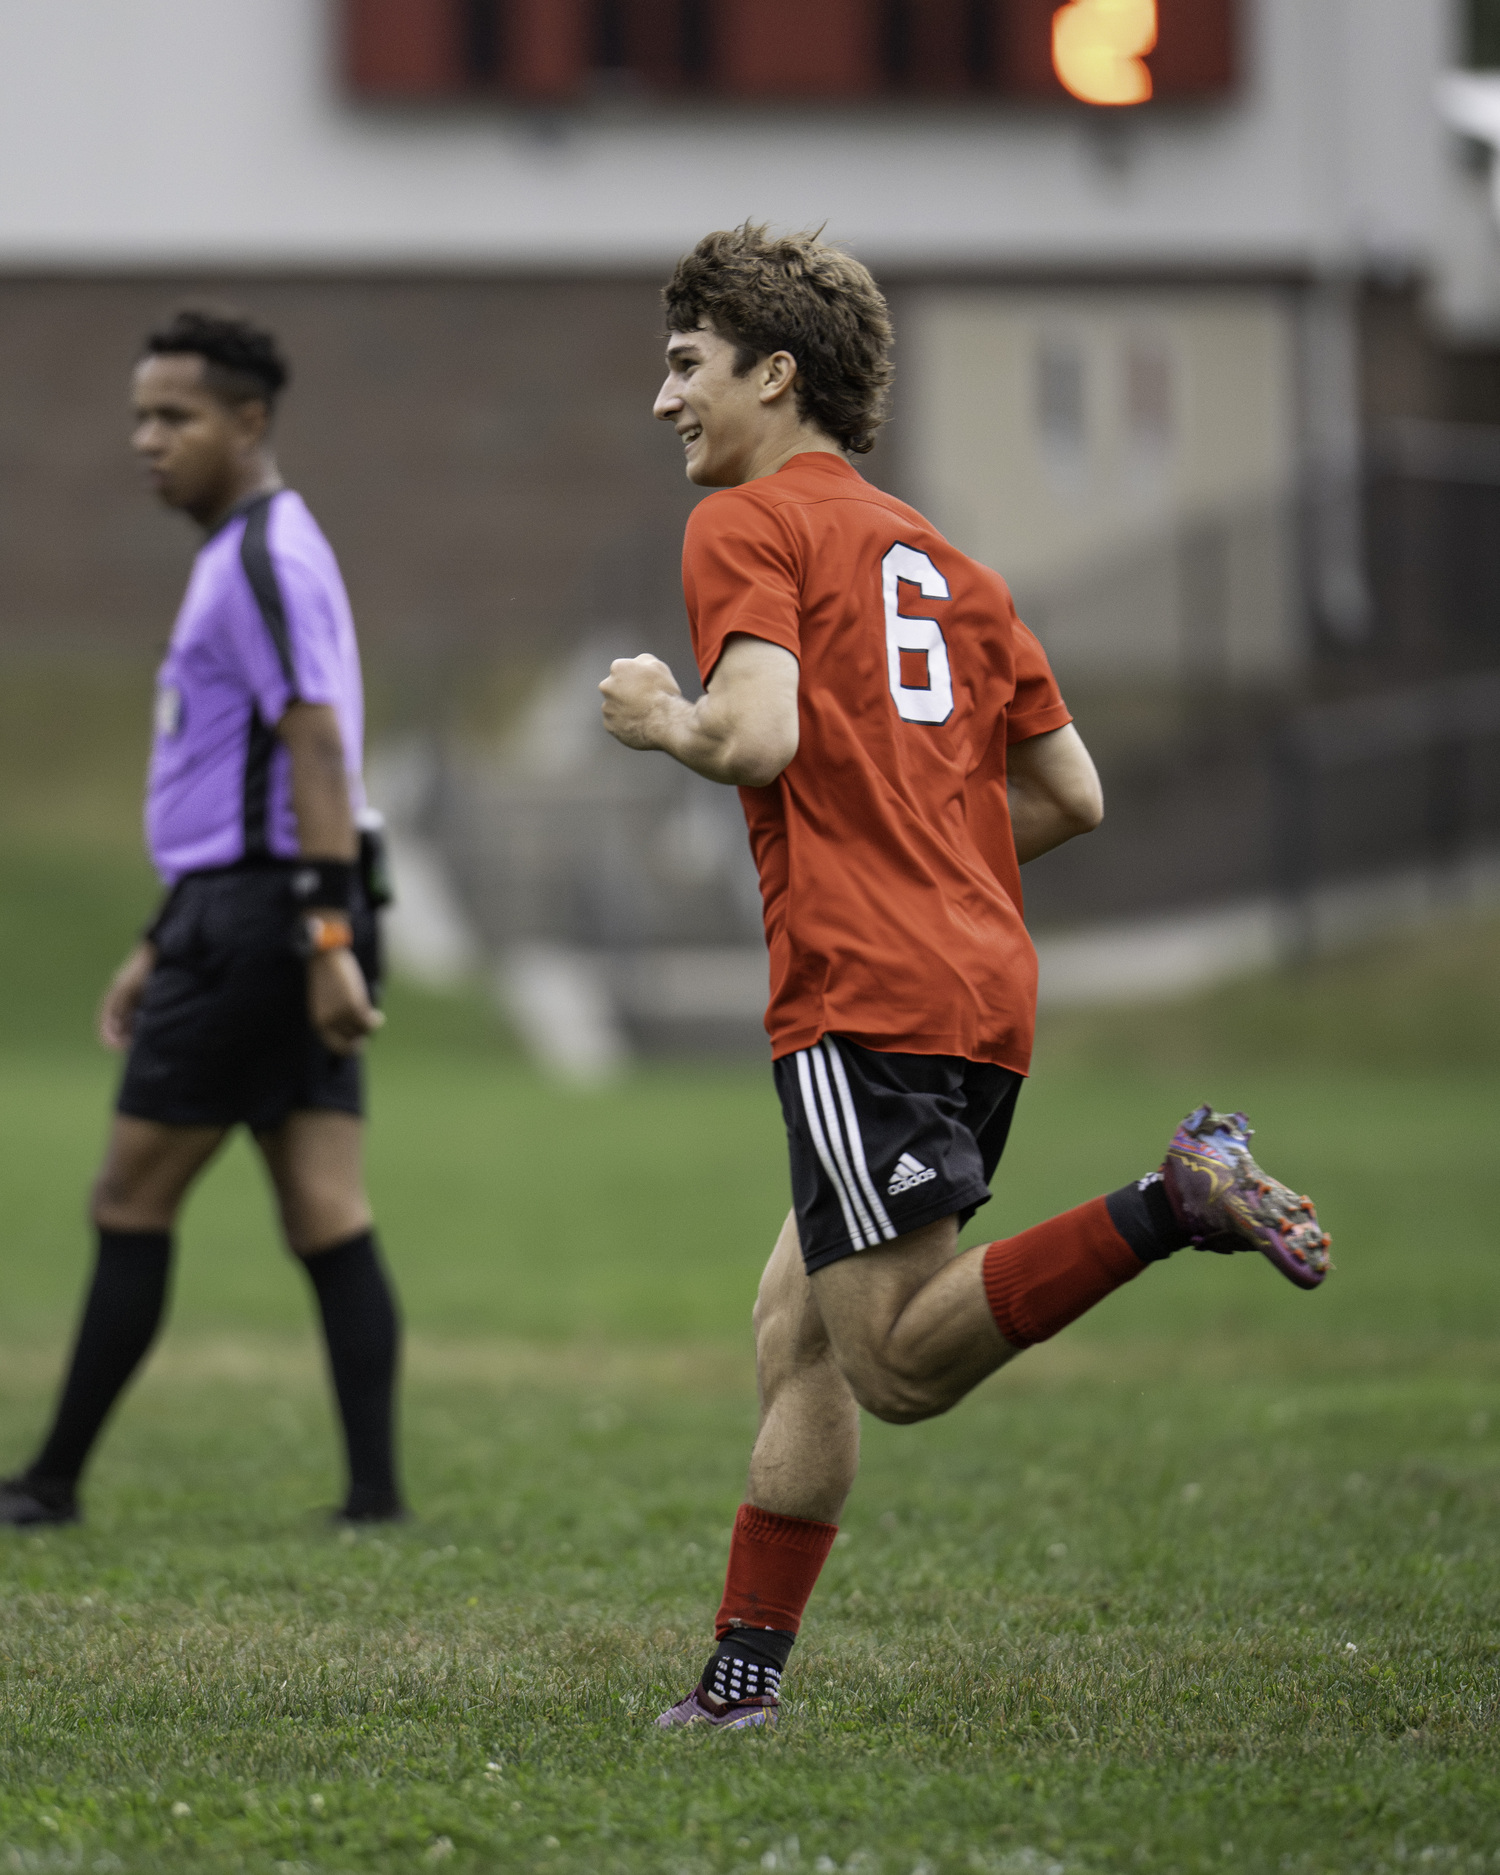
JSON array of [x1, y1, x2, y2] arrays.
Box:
[[27, 1228, 173, 1490], [299, 1229, 404, 1520]]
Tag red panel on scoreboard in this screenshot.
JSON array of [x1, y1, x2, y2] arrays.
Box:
[[627, 0, 696, 88], [345, 0, 460, 95], [1150, 0, 1237, 93], [716, 0, 882, 96], [991, 0, 1057, 94], [890, 0, 982, 93], [995, 0, 1238, 102], [506, 0, 590, 97]]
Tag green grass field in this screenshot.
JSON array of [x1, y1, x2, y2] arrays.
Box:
[[0, 657, 1497, 1873]]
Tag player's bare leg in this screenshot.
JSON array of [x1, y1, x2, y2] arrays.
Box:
[[745, 1212, 861, 1524], [661, 1211, 1011, 1728], [256, 1109, 404, 1522], [746, 1210, 1013, 1524], [810, 1220, 1017, 1426], [662, 1107, 1330, 1726], [656, 1216, 853, 1729], [666, 1205, 1103, 1728]]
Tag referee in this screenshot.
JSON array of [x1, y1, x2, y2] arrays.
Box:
[[0, 310, 405, 1527]]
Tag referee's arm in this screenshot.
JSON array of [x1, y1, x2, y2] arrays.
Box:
[[278, 702, 384, 1055]]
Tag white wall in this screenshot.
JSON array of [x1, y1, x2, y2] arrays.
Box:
[[903, 285, 1302, 679], [0, 0, 1476, 284], [906, 287, 1297, 582]]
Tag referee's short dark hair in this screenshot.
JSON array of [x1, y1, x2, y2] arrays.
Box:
[[143, 308, 290, 412]]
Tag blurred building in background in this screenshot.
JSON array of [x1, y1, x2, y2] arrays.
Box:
[[2, 0, 1500, 1067]]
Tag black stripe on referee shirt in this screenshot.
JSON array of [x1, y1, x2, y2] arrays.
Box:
[[238, 493, 299, 858], [239, 494, 299, 691], [241, 708, 278, 858]]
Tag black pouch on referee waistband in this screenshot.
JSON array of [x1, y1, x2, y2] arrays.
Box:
[[358, 812, 394, 911]]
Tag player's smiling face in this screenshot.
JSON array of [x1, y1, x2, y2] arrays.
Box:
[[131, 353, 263, 524], [655, 325, 773, 488]]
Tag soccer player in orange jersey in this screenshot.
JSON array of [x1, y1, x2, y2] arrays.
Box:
[[601, 226, 1331, 1729]]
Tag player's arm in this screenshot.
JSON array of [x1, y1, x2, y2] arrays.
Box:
[[277, 701, 383, 1055], [600, 633, 799, 788], [1007, 722, 1104, 863]]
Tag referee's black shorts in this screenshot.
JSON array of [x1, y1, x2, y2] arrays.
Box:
[[773, 1034, 1024, 1275], [117, 863, 380, 1136]]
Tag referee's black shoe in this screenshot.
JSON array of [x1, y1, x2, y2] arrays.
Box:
[[332, 1489, 409, 1526], [0, 1473, 80, 1527]]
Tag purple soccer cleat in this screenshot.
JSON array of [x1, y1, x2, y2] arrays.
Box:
[[1162, 1105, 1331, 1291], [656, 1687, 778, 1731]]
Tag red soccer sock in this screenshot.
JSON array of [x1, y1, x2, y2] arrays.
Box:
[[715, 1502, 838, 1640], [981, 1195, 1145, 1350]]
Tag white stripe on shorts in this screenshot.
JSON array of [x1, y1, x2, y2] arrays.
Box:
[[794, 1048, 870, 1251], [821, 1038, 897, 1242], [809, 1043, 881, 1248]]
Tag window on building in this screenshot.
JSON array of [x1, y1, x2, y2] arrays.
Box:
[[1122, 332, 1174, 466], [344, 0, 1237, 103], [1036, 335, 1089, 489]]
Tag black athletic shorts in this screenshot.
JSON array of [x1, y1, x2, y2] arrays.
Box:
[[117, 863, 380, 1135], [773, 1034, 1024, 1275]]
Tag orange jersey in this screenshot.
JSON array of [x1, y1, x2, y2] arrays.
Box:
[[683, 452, 1072, 1071]]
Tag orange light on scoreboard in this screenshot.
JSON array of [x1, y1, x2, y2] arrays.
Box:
[[999, 0, 1236, 105], [1052, 0, 1157, 106]]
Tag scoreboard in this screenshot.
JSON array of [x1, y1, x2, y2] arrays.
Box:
[[345, 0, 1237, 106]]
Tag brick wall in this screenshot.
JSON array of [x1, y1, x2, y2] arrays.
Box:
[[1, 270, 1489, 706], [0, 274, 770, 694]]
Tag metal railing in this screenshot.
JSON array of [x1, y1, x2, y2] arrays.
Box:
[[1273, 669, 1500, 959], [380, 428, 1500, 1053]]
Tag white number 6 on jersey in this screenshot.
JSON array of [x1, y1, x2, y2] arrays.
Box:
[[882, 543, 954, 726]]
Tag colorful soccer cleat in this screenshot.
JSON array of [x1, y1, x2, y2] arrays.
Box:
[[656, 1687, 778, 1730], [1162, 1105, 1331, 1290]]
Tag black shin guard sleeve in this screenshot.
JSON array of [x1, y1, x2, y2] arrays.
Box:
[[1105, 1173, 1194, 1264], [29, 1229, 173, 1486], [300, 1230, 402, 1512], [701, 1628, 796, 1704]]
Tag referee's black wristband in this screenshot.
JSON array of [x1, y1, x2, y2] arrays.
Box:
[[289, 859, 354, 912]]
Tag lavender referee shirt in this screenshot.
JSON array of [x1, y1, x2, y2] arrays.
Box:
[[145, 490, 367, 885]]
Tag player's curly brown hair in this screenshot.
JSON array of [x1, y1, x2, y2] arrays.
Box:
[[663, 224, 894, 455]]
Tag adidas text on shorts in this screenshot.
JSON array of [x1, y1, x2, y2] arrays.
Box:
[[773, 1035, 1023, 1274]]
